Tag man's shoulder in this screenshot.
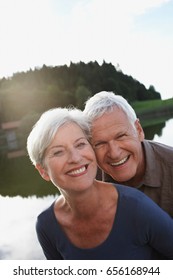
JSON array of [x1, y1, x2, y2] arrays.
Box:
[[145, 139, 173, 151], [144, 140, 173, 162]]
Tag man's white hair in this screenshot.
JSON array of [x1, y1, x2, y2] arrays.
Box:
[[84, 91, 137, 125]]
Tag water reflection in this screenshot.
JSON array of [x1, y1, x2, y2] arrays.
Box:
[[0, 195, 56, 260], [0, 156, 57, 197], [0, 117, 173, 259], [153, 118, 173, 146], [143, 122, 165, 140], [142, 114, 173, 142]]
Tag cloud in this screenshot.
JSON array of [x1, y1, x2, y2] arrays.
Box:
[[0, 0, 172, 98], [0, 0, 170, 69], [58, 0, 172, 64]]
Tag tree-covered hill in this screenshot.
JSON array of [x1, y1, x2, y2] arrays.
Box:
[[0, 61, 161, 122]]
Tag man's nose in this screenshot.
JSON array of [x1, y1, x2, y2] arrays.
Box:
[[107, 141, 121, 159]]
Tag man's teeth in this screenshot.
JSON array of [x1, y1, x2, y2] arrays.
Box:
[[110, 156, 128, 166], [68, 166, 86, 175]]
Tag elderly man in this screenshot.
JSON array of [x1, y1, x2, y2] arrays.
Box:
[[84, 91, 173, 217]]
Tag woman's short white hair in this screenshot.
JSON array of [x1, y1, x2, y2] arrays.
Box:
[[27, 107, 90, 166], [84, 91, 137, 125]]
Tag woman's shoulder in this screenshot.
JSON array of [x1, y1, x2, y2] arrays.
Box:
[[37, 200, 56, 227], [112, 183, 143, 197], [37, 195, 64, 219], [114, 183, 168, 220], [113, 183, 156, 208]]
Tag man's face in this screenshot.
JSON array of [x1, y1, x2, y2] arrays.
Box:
[[91, 108, 145, 185]]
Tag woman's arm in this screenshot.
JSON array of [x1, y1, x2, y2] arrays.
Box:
[[137, 195, 173, 259], [36, 218, 63, 260]]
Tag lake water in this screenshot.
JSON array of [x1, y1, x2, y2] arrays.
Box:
[[0, 195, 54, 260], [0, 117, 173, 260], [153, 118, 173, 146]]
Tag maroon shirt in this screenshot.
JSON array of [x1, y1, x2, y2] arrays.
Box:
[[138, 140, 173, 217], [102, 140, 173, 217]]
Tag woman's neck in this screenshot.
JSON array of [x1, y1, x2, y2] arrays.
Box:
[[59, 180, 103, 219]]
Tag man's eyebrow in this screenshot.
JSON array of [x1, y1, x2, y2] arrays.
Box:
[[92, 140, 106, 146]]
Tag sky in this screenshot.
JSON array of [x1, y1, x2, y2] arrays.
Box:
[[0, 0, 173, 100]]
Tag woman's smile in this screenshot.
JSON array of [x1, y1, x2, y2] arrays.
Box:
[[67, 164, 88, 176]]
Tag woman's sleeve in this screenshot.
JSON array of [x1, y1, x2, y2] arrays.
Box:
[[137, 195, 173, 259], [36, 218, 63, 260]]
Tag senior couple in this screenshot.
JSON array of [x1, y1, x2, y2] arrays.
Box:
[[27, 91, 173, 260]]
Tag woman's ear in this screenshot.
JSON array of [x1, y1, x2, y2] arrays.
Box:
[[35, 164, 50, 181], [135, 119, 145, 141]]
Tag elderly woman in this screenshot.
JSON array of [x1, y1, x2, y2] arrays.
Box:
[[27, 107, 173, 260]]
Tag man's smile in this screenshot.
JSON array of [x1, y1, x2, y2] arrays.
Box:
[[109, 155, 130, 167]]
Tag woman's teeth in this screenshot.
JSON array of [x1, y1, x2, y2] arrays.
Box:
[[68, 166, 86, 175]]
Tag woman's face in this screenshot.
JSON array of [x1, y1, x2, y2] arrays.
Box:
[[37, 122, 97, 193]]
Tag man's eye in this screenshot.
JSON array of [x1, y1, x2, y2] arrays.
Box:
[[117, 134, 126, 140], [93, 142, 106, 149]]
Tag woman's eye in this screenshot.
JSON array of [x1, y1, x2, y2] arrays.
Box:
[[54, 150, 64, 156], [76, 141, 88, 149], [77, 142, 86, 148]]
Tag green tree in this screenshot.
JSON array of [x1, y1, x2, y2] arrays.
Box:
[[75, 86, 92, 109], [18, 112, 40, 149]]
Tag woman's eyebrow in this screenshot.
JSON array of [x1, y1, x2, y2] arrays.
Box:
[[49, 137, 87, 149], [48, 144, 64, 150]]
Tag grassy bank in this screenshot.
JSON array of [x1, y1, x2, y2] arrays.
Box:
[[131, 98, 173, 127], [0, 156, 58, 197]]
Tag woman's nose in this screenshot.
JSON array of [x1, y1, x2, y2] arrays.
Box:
[[68, 149, 82, 163]]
